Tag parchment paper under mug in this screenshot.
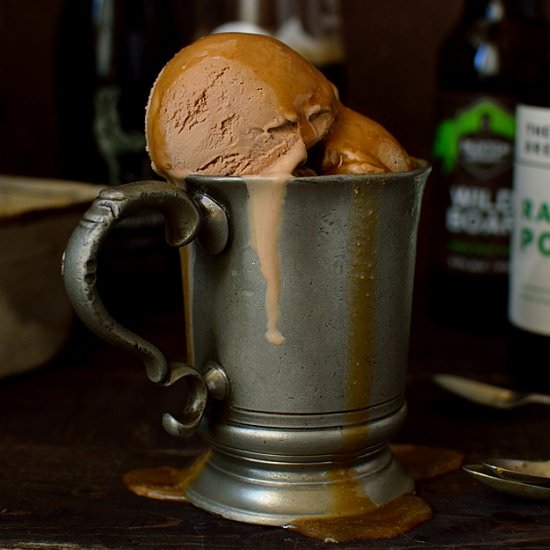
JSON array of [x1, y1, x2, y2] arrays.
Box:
[[63, 161, 429, 525]]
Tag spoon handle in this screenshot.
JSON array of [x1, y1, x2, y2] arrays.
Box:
[[528, 393, 550, 406]]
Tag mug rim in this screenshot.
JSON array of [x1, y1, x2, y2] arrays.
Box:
[[184, 158, 430, 186]]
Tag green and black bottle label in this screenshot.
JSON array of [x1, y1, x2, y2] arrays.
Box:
[[433, 94, 515, 277]]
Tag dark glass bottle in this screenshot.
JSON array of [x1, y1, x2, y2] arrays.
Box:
[[427, 0, 541, 332], [55, 0, 184, 185], [54, 0, 187, 319], [508, 2, 550, 391]]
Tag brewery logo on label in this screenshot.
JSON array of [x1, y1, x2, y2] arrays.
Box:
[[434, 97, 515, 175], [457, 113, 513, 180]]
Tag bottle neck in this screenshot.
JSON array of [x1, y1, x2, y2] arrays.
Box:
[[462, 0, 505, 21], [461, 0, 541, 21]]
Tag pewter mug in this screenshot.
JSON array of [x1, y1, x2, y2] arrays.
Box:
[[63, 162, 429, 525]]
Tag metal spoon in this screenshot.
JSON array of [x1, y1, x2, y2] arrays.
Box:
[[463, 464, 550, 500], [482, 458, 550, 486], [433, 374, 550, 409]]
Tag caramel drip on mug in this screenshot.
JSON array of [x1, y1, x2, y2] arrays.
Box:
[[345, 182, 379, 410], [246, 176, 289, 345], [179, 246, 195, 366]]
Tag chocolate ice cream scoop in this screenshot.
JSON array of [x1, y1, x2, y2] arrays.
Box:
[[145, 32, 340, 181], [320, 106, 411, 174]]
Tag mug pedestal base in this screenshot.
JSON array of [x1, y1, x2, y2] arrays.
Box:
[[185, 445, 414, 526]]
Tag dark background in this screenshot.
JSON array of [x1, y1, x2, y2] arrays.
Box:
[[0, 0, 465, 283], [0, 0, 463, 177], [5, 6, 550, 548]]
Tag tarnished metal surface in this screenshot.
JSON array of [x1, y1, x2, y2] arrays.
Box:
[[62, 180, 210, 437], [62, 165, 430, 525]]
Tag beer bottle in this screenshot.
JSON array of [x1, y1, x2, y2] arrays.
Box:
[[508, 2, 550, 391], [427, 0, 539, 331], [54, 0, 184, 185], [54, 0, 187, 318]]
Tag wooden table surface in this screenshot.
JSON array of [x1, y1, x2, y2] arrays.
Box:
[[2, 297, 550, 549]]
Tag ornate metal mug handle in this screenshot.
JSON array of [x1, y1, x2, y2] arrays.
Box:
[[62, 180, 228, 437]]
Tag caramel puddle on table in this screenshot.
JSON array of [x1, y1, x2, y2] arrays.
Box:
[[287, 494, 432, 543], [285, 444, 464, 543], [123, 450, 211, 502], [390, 443, 465, 481], [123, 445, 462, 543], [288, 444, 464, 542], [285, 467, 430, 543], [285, 463, 430, 543]]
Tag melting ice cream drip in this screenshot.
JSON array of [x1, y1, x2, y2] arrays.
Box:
[[246, 176, 288, 345]]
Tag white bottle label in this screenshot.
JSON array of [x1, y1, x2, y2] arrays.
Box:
[[510, 104, 550, 335]]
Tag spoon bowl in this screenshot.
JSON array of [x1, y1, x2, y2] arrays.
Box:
[[433, 374, 550, 409], [482, 458, 550, 486], [463, 464, 550, 500]]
